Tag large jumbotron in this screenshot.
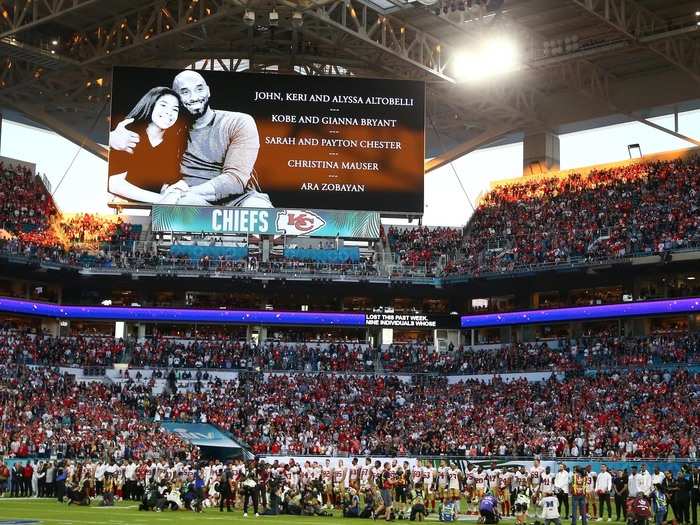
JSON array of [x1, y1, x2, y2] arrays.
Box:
[[0, 1, 699, 525]]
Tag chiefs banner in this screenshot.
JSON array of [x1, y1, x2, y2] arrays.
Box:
[[151, 204, 380, 239]]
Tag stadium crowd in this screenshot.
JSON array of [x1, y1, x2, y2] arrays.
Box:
[[0, 161, 57, 239], [2, 330, 698, 373], [0, 366, 197, 462], [3, 362, 698, 460], [385, 226, 462, 271], [3, 155, 700, 279], [454, 157, 700, 275], [58, 213, 139, 249], [130, 339, 376, 372]]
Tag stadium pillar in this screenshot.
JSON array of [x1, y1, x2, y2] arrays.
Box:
[[378, 328, 393, 346], [499, 326, 512, 343], [436, 329, 461, 351], [522, 129, 560, 175], [262, 237, 270, 263], [41, 319, 59, 337], [689, 314, 699, 333], [522, 324, 536, 342]]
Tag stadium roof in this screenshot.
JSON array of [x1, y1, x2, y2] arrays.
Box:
[[1, 0, 699, 161]]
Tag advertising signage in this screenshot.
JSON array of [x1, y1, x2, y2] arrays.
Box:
[[151, 205, 381, 239]]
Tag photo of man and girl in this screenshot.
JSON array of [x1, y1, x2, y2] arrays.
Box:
[[108, 69, 272, 208]]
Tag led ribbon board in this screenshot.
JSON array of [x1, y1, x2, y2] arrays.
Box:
[[0, 297, 365, 327], [461, 297, 700, 329]]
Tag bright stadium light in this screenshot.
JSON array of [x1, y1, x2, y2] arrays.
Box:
[[452, 35, 519, 82], [484, 36, 518, 72]]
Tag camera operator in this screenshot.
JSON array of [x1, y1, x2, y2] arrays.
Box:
[[343, 487, 361, 517], [264, 468, 284, 515], [138, 481, 160, 511], [241, 461, 260, 517], [409, 482, 428, 521], [301, 480, 332, 516], [361, 486, 378, 518], [283, 489, 303, 515]]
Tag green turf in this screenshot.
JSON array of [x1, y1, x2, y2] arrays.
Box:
[[0, 498, 644, 525]]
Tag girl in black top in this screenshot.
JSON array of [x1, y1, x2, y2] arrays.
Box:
[[109, 87, 190, 204]]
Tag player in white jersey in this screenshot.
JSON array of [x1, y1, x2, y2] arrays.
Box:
[[288, 460, 301, 491], [464, 463, 477, 515], [437, 460, 450, 503], [301, 461, 313, 488], [412, 460, 425, 489], [321, 459, 334, 508], [371, 460, 383, 486], [348, 458, 360, 492], [360, 458, 373, 490], [447, 464, 462, 513], [499, 467, 514, 517], [474, 466, 488, 501], [530, 459, 545, 509], [421, 461, 437, 512], [486, 462, 502, 494], [333, 459, 348, 507], [540, 466, 555, 496], [514, 466, 528, 490], [585, 465, 598, 519], [312, 461, 323, 482]]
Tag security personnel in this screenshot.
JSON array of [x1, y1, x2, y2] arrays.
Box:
[[691, 466, 699, 525], [676, 466, 693, 525], [218, 466, 233, 512]]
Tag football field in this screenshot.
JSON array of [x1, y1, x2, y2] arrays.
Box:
[[0, 498, 640, 525]]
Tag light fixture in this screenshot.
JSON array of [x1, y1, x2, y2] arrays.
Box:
[[269, 9, 279, 26], [51, 39, 58, 46], [688, 276, 696, 280], [243, 9, 255, 26], [453, 35, 519, 82]]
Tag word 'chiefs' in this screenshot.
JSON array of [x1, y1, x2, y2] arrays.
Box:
[[211, 209, 269, 233]]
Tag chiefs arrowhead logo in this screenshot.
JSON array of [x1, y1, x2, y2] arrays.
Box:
[[276, 209, 326, 236]]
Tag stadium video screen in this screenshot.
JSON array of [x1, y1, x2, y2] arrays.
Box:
[[108, 66, 425, 213]]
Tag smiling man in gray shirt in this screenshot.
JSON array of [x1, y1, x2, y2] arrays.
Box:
[[110, 70, 272, 207]]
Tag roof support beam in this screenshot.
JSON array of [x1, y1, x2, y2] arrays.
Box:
[[0, 0, 230, 100], [0, 0, 101, 39], [570, 0, 700, 85], [425, 124, 515, 173], [279, 0, 455, 82], [11, 101, 108, 160], [633, 115, 700, 148]]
